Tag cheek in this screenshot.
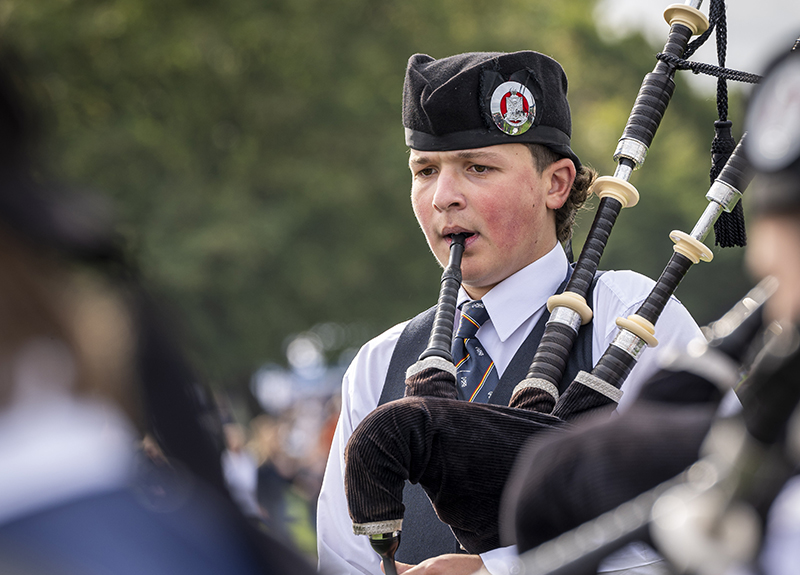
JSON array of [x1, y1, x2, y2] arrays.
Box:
[[487, 211, 530, 247], [411, 190, 430, 229], [481, 185, 540, 247]]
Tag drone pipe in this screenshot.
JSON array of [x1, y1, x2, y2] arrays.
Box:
[[509, 2, 709, 413], [551, 135, 753, 421]]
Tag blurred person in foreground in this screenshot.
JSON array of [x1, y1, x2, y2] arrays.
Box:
[[0, 49, 315, 574], [499, 47, 800, 575]]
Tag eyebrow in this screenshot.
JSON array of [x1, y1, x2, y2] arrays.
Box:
[[409, 150, 503, 166]]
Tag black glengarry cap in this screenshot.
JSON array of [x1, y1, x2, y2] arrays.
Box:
[[403, 51, 580, 167]]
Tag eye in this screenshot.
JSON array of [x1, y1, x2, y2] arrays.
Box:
[[470, 164, 489, 174], [416, 167, 436, 177]]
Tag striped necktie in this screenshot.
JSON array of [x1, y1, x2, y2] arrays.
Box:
[[452, 300, 498, 403]]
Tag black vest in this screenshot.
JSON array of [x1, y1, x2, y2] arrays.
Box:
[[378, 273, 601, 563]]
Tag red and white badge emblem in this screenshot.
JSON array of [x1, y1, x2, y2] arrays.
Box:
[[490, 81, 535, 136]]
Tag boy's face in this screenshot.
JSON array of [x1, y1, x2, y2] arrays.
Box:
[[747, 212, 800, 324], [409, 143, 572, 299]]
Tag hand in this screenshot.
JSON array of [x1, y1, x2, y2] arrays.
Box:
[[393, 554, 484, 575]]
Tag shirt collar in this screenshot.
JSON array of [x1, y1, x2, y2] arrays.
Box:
[[457, 244, 570, 342]]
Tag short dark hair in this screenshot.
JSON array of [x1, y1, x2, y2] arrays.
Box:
[[527, 144, 595, 242]]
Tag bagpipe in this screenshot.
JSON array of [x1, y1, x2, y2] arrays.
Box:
[[343, 1, 768, 572]]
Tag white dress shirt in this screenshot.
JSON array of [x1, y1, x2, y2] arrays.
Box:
[[317, 244, 704, 575]]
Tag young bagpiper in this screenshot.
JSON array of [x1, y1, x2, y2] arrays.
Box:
[[317, 50, 703, 575]]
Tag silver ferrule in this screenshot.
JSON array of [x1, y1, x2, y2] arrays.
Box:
[[689, 202, 724, 242], [547, 306, 582, 335], [613, 161, 634, 183], [613, 138, 649, 170], [406, 356, 456, 379], [706, 180, 743, 213], [574, 371, 624, 404], [611, 329, 648, 359], [685, 0, 703, 8], [354, 519, 403, 536]]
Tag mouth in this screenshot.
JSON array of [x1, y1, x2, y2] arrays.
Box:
[[443, 229, 477, 246]]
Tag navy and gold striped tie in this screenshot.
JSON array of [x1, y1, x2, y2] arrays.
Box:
[[452, 300, 498, 403]]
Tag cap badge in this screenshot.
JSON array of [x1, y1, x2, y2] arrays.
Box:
[[490, 81, 536, 136]]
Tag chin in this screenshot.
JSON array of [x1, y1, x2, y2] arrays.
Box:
[[461, 275, 495, 294]]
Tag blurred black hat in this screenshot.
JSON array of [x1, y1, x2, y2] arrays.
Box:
[[402, 51, 580, 167], [744, 48, 800, 215], [0, 49, 122, 264]]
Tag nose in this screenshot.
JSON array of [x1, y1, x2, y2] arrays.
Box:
[[431, 169, 465, 212]]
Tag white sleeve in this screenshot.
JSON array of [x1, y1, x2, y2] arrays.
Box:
[[316, 323, 406, 574], [591, 270, 704, 411]]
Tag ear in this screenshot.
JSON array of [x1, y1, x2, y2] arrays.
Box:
[[544, 158, 576, 210]]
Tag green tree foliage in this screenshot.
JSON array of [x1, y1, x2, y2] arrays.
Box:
[[0, 0, 753, 390]]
